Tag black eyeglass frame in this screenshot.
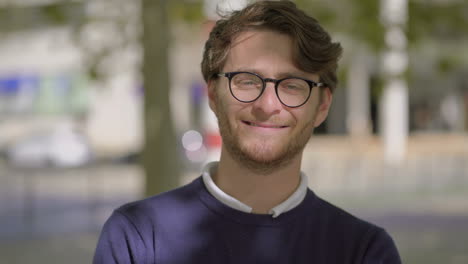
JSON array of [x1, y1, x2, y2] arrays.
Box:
[[217, 71, 325, 108]]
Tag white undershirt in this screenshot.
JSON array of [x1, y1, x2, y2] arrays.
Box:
[[201, 162, 308, 218]]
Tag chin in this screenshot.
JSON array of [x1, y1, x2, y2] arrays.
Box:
[[218, 116, 309, 173], [231, 140, 299, 174], [241, 141, 285, 163]]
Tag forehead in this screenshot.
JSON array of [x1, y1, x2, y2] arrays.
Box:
[[230, 29, 292, 52], [224, 30, 296, 74], [222, 30, 319, 81]]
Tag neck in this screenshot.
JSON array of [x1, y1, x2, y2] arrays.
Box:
[[213, 146, 303, 214]]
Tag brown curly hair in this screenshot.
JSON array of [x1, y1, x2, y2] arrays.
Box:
[[201, 0, 343, 92]]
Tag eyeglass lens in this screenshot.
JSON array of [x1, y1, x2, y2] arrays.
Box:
[[230, 72, 310, 107]]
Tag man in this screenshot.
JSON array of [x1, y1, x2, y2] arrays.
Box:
[[94, 1, 401, 263]]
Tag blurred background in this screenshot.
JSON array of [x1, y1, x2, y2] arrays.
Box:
[[0, 0, 467, 263]]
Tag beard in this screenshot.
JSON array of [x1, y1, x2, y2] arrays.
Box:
[[214, 97, 318, 175]]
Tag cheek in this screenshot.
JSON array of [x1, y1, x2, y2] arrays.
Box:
[[290, 104, 317, 127], [220, 92, 247, 114], [215, 95, 240, 123]]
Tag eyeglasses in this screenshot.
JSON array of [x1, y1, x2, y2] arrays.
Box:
[[217, 71, 325, 108]]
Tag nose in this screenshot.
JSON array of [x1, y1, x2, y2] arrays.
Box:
[[251, 82, 282, 117]]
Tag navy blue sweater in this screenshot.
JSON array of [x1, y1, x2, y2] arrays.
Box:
[[93, 177, 401, 263]]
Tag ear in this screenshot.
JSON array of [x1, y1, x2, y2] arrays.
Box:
[[314, 87, 333, 127], [207, 79, 217, 113]]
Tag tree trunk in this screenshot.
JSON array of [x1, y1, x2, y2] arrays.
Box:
[[142, 0, 180, 196]]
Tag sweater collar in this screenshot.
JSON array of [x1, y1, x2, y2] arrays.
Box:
[[201, 162, 308, 218]]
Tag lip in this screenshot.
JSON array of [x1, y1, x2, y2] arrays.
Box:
[[242, 121, 289, 129]]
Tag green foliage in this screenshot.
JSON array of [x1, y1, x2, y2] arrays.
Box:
[[337, 66, 348, 89], [297, 0, 468, 52], [0, 2, 83, 33], [169, 1, 204, 23], [295, 0, 337, 27], [408, 0, 468, 45], [437, 54, 463, 75], [296, 0, 384, 51], [347, 0, 385, 51], [43, 4, 67, 24]]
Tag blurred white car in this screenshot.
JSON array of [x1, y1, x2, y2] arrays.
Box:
[[5, 123, 92, 168]]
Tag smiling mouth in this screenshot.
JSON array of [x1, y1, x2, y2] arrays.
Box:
[[243, 121, 288, 129]]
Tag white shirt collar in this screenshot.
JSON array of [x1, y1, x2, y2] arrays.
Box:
[[201, 162, 308, 218]]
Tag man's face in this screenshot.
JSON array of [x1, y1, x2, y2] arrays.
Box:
[[208, 30, 332, 173]]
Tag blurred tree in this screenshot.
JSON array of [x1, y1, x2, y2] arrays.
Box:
[[138, 0, 468, 186], [295, 0, 468, 137], [141, 0, 180, 196], [296, 0, 468, 50], [1, 0, 466, 194], [141, 0, 202, 195], [0, 2, 83, 33], [0, 0, 182, 196], [295, 0, 385, 51]]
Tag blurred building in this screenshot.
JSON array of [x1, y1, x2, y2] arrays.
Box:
[[0, 0, 467, 167], [0, 0, 143, 163]]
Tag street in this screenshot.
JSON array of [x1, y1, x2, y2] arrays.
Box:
[[1, 135, 468, 263]]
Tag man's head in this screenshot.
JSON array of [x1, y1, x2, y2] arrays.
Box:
[[201, 0, 342, 92], [202, 1, 342, 174]]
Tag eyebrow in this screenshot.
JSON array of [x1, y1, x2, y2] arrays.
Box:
[[233, 68, 310, 79]]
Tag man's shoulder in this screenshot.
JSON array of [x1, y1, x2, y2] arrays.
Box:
[[115, 176, 204, 222], [306, 192, 400, 262], [309, 192, 382, 234]]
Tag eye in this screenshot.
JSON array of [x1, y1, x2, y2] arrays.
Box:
[[233, 73, 262, 88], [285, 84, 301, 90], [279, 79, 308, 93], [240, 80, 257, 86]]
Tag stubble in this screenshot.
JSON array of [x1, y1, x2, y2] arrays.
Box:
[[214, 94, 318, 175]]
